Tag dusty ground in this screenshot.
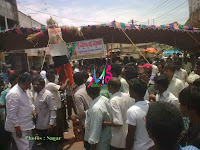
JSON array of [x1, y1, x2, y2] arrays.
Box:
[[62, 120, 85, 150]]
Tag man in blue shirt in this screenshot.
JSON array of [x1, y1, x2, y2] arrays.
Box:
[[0, 73, 19, 150], [0, 67, 9, 85]]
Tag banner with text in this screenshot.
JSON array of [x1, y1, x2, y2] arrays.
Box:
[[66, 38, 105, 60]]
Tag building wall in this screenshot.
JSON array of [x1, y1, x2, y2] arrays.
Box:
[[189, 0, 200, 14], [188, 0, 200, 27], [0, 0, 19, 29], [18, 11, 43, 28], [0, 0, 18, 22]]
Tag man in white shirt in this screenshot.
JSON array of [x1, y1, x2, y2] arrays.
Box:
[[182, 58, 192, 74], [164, 62, 184, 98], [33, 76, 57, 150], [174, 58, 188, 86], [152, 64, 158, 77], [84, 82, 111, 150], [73, 63, 80, 74], [46, 70, 67, 140], [187, 59, 200, 84], [126, 78, 154, 150], [154, 75, 180, 108], [5, 73, 35, 150], [111, 64, 129, 93], [104, 77, 134, 150]]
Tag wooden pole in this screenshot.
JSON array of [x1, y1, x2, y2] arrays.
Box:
[[121, 29, 150, 64], [41, 40, 50, 71], [63, 65, 77, 115]]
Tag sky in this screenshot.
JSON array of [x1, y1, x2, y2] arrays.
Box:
[[16, 0, 189, 27]]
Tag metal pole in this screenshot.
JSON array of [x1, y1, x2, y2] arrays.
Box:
[[148, 19, 149, 25]]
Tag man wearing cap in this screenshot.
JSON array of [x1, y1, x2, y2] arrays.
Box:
[[138, 64, 157, 101]]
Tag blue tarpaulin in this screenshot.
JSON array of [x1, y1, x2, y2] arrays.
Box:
[[164, 50, 181, 54]]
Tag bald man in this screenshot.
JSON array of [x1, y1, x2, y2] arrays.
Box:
[[104, 77, 134, 150]]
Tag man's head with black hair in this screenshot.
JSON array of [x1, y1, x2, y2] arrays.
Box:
[[18, 73, 32, 91], [32, 75, 45, 93], [88, 64, 95, 76], [73, 72, 84, 86], [174, 58, 182, 71], [130, 56, 135, 63], [86, 82, 101, 99], [46, 70, 55, 82], [164, 62, 176, 81], [107, 77, 121, 94], [193, 78, 200, 87], [1, 66, 7, 73], [138, 67, 152, 84], [179, 86, 200, 121], [124, 62, 136, 69], [156, 61, 165, 75], [30, 70, 38, 78], [128, 78, 147, 101], [154, 75, 169, 93], [81, 70, 89, 83], [8, 73, 19, 86], [146, 102, 184, 149], [122, 66, 138, 82], [147, 58, 152, 64], [111, 64, 122, 77], [96, 65, 105, 78], [194, 59, 200, 75]]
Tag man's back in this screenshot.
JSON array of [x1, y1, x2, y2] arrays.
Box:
[[126, 100, 154, 150], [74, 84, 92, 125], [174, 68, 188, 85], [85, 96, 111, 150], [110, 92, 134, 148], [168, 77, 184, 98]]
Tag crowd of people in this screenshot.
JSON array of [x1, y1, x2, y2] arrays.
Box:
[[0, 55, 200, 150]]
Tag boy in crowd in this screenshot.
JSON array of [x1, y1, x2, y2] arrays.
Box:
[[188, 59, 200, 85], [126, 78, 154, 150], [146, 101, 198, 150], [179, 86, 200, 148]]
